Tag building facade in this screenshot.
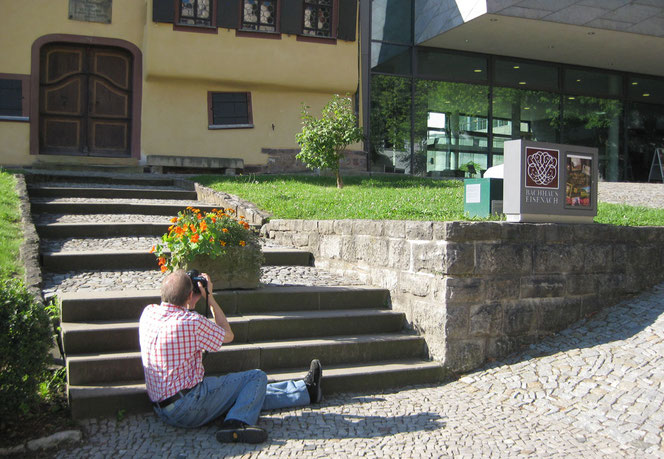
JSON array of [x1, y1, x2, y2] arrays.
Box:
[[365, 0, 664, 181], [0, 0, 360, 172]]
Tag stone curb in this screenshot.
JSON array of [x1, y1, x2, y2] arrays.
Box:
[[0, 430, 83, 456], [14, 174, 43, 298]]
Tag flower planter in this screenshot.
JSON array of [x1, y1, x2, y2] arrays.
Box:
[[187, 244, 263, 290]]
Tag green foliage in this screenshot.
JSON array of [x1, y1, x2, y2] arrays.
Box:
[[0, 278, 52, 421], [595, 203, 664, 226], [195, 174, 469, 221], [296, 94, 364, 188], [0, 170, 22, 278], [153, 207, 260, 272]]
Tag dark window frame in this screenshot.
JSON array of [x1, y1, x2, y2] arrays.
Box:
[[174, 0, 218, 34], [298, 0, 339, 44], [0, 73, 30, 122], [208, 91, 254, 129]]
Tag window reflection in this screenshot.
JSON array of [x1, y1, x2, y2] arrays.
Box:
[[492, 88, 560, 164], [415, 80, 489, 177], [562, 97, 622, 181], [370, 74, 412, 173], [627, 103, 664, 181]]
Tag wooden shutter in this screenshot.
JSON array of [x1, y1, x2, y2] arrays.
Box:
[[337, 0, 357, 41], [153, 0, 175, 23], [218, 0, 240, 29], [281, 0, 303, 35]]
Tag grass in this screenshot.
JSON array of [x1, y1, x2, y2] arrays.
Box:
[[0, 170, 23, 278], [195, 174, 664, 226]]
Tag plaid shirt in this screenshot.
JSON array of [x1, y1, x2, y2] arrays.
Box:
[[139, 302, 225, 402]]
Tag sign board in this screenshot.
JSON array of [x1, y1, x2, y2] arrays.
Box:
[[504, 140, 598, 223], [648, 148, 664, 183], [69, 0, 112, 24]]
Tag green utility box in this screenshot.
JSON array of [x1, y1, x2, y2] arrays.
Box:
[[464, 178, 504, 218]]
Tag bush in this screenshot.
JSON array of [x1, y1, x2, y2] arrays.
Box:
[[0, 278, 52, 421]]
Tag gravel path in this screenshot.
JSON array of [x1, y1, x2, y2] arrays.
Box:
[[598, 182, 664, 209]]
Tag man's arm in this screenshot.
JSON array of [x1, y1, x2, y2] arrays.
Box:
[[197, 275, 234, 343]]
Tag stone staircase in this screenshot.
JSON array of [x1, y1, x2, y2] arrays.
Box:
[[28, 173, 444, 419]]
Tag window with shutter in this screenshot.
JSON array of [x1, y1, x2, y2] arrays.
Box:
[[177, 0, 216, 28], [0, 75, 29, 121], [302, 0, 333, 37], [208, 92, 254, 129]]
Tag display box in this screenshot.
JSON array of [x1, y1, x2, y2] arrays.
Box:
[[464, 178, 503, 218]]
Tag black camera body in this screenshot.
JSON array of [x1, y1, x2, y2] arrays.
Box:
[[186, 269, 208, 294]]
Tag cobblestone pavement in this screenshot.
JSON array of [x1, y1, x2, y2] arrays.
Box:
[[51, 283, 664, 458]]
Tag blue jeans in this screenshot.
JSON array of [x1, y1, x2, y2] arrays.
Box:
[[154, 369, 310, 428]]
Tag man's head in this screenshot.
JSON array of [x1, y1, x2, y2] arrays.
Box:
[[161, 270, 193, 307]]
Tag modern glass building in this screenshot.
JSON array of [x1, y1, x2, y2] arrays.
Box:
[[362, 0, 664, 182]]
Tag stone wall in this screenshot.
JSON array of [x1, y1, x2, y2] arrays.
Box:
[[263, 219, 664, 373], [260, 148, 367, 174]]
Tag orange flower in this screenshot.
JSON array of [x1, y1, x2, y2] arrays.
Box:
[[190, 234, 200, 243], [170, 217, 178, 223], [240, 215, 245, 220], [239, 240, 246, 247], [242, 222, 250, 229], [158, 257, 166, 266], [209, 237, 214, 243], [200, 221, 207, 232], [149, 246, 156, 253], [211, 217, 217, 223], [160, 265, 168, 273], [175, 226, 185, 235], [222, 228, 229, 233], [189, 224, 196, 233], [168, 225, 175, 232], [220, 241, 227, 246], [197, 213, 203, 220], [228, 209, 235, 214]]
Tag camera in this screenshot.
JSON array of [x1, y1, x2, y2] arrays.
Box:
[[186, 269, 208, 294]]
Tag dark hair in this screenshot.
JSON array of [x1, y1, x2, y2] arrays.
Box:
[[161, 270, 193, 307]]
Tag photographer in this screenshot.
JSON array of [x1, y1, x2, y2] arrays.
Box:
[[139, 269, 322, 444]]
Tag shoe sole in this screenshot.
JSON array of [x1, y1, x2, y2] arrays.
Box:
[[216, 427, 268, 444]]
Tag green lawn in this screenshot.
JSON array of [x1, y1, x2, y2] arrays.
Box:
[[195, 174, 664, 226], [0, 170, 22, 278]]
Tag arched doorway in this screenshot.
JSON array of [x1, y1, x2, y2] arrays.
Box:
[[31, 35, 142, 158]]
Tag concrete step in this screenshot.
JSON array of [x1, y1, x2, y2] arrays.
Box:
[[42, 247, 312, 271], [36, 222, 170, 238], [30, 202, 219, 216], [68, 360, 446, 419], [59, 286, 390, 322], [62, 309, 405, 355], [28, 186, 198, 200], [68, 332, 424, 384], [24, 171, 177, 187]]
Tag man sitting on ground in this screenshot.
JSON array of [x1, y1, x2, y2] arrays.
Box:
[[139, 269, 323, 444]]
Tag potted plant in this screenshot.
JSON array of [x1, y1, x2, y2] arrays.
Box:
[[151, 207, 263, 289]]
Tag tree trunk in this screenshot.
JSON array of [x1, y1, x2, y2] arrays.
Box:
[[335, 170, 344, 189]]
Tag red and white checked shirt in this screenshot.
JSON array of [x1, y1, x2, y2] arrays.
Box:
[[139, 302, 225, 402]]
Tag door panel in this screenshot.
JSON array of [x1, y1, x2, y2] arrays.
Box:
[[39, 43, 132, 156]]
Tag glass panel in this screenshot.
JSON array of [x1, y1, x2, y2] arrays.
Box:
[[243, 0, 277, 32], [179, 0, 211, 25], [371, 0, 412, 44], [564, 69, 622, 98], [562, 96, 623, 181], [370, 74, 412, 173], [414, 80, 489, 177], [371, 43, 411, 74], [303, 0, 332, 37], [627, 102, 664, 181], [629, 76, 664, 104], [492, 87, 560, 162], [416, 48, 487, 83], [494, 59, 559, 91]]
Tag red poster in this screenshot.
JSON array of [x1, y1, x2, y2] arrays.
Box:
[[525, 147, 560, 189]]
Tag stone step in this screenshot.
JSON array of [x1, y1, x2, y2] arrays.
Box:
[[67, 331, 423, 385], [30, 201, 219, 216], [41, 247, 313, 271], [68, 360, 446, 418], [59, 286, 390, 322], [37, 222, 170, 238], [61, 309, 406, 355], [28, 186, 199, 201], [25, 171, 177, 187]]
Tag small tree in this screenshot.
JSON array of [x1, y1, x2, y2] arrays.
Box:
[[296, 94, 364, 189]]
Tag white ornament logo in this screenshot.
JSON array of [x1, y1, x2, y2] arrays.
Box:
[[527, 150, 558, 187]]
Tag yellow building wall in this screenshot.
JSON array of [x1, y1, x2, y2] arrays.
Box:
[[0, 0, 360, 168]]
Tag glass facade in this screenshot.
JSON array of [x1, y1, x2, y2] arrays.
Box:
[[368, 0, 664, 181]]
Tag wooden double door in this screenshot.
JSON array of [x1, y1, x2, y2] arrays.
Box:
[[39, 43, 133, 156]]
